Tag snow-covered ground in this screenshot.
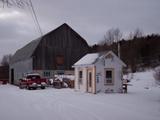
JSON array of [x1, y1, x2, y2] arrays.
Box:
[[0, 71, 160, 120]]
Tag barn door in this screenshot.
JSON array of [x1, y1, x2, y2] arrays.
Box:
[[11, 69, 14, 84], [87, 70, 92, 93]]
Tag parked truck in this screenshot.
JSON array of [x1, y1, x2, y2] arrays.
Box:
[[19, 73, 47, 90]]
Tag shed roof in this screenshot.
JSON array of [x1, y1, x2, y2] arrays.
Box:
[[73, 51, 126, 67], [74, 53, 99, 66]]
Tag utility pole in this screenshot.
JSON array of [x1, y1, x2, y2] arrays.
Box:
[[118, 42, 120, 58]]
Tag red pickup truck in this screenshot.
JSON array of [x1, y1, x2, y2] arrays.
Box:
[[19, 73, 47, 90]]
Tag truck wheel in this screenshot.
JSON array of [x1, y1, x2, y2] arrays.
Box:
[[41, 86, 45, 89], [27, 86, 31, 90], [19, 84, 23, 89], [33, 87, 37, 90]]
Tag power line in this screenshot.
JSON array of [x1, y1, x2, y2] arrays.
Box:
[[28, 0, 43, 37], [0, 0, 43, 37], [27, 1, 41, 37]]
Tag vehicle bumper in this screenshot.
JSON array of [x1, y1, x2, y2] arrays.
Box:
[[29, 82, 47, 88]]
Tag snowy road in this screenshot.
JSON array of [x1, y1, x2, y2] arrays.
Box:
[[0, 71, 160, 120]]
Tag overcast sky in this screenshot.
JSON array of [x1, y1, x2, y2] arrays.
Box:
[[0, 0, 160, 59]]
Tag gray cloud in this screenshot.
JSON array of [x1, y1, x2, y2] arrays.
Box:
[[0, 0, 160, 59]]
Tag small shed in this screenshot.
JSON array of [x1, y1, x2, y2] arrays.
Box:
[[72, 51, 126, 94]]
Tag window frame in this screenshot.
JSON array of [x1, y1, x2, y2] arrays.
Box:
[[78, 70, 83, 84], [88, 72, 92, 87], [104, 68, 114, 85]]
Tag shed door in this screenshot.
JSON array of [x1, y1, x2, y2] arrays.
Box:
[[87, 70, 92, 93]]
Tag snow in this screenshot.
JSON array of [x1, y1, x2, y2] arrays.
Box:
[[74, 53, 99, 66], [0, 71, 160, 120], [55, 75, 75, 81]]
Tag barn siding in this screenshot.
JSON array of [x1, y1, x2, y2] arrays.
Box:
[[32, 23, 89, 71]]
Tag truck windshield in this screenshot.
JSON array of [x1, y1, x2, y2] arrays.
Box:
[[27, 75, 40, 79]]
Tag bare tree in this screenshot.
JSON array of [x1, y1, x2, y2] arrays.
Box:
[[128, 32, 134, 40], [99, 29, 113, 45], [0, 0, 43, 36], [133, 28, 143, 38], [0, 0, 30, 8], [101, 28, 122, 45], [99, 28, 122, 57], [128, 28, 144, 39], [1, 54, 12, 66], [102, 28, 114, 45], [114, 28, 122, 43]]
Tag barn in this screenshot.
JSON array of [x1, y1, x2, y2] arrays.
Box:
[[9, 23, 90, 85]]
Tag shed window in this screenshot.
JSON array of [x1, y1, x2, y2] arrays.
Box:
[[96, 75, 99, 83], [78, 71, 83, 84], [105, 69, 113, 84]]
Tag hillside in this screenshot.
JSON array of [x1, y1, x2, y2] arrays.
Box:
[[91, 34, 160, 72]]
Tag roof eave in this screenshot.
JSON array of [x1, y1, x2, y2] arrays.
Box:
[[72, 64, 95, 68]]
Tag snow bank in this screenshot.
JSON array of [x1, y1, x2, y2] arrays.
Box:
[[125, 70, 157, 89], [55, 75, 75, 81]]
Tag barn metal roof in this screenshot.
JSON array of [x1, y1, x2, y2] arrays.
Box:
[[10, 38, 41, 64]]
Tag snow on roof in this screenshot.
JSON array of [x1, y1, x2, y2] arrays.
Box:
[[73, 51, 126, 67], [74, 53, 99, 66]]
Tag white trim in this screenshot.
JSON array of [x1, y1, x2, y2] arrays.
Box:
[[72, 64, 95, 68], [101, 51, 126, 67]]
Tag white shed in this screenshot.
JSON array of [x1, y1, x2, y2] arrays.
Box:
[[72, 51, 126, 94]]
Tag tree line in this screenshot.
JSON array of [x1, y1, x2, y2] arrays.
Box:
[[91, 29, 160, 72]]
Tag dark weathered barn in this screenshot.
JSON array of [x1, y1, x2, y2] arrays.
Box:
[[10, 23, 90, 84]]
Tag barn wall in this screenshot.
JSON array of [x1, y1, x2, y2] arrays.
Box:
[[33, 24, 90, 71], [9, 58, 33, 85]]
